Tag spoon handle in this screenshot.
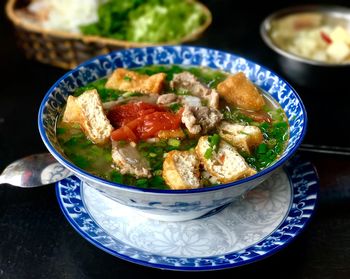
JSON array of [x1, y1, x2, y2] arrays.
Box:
[[40, 162, 72, 185], [0, 153, 72, 187]]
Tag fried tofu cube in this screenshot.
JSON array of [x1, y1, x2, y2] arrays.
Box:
[[217, 72, 265, 111], [105, 68, 166, 94], [62, 89, 113, 145], [218, 121, 263, 154], [196, 136, 256, 183], [162, 150, 201, 190]]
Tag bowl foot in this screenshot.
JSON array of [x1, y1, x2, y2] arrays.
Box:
[[132, 207, 221, 222]]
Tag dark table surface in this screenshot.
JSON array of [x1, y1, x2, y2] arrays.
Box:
[[1, 1, 350, 278]]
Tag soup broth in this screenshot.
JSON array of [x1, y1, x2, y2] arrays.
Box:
[[56, 65, 289, 190]]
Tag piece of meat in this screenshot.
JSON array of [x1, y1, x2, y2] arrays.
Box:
[[103, 95, 159, 111], [181, 106, 201, 134], [181, 105, 223, 135], [111, 141, 151, 178], [170, 72, 219, 108], [156, 93, 178, 105], [217, 72, 265, 111], [105, 68, 166, 94], [157, 94, 203, 108], [179, 95, 202, 107]]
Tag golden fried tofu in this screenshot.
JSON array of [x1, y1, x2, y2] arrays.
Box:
[[105, 68, 166, 94], [218, 121, 263, 154], [217, 72, 265, 111], [162, 150, 201, 190], [62, 89, 113, 145], [196, 136, 256, 183]]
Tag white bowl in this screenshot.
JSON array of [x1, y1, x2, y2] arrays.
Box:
[[39, 46, 307, 221]]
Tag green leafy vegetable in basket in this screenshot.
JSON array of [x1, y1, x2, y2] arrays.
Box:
[[80, 0, 208, 43]]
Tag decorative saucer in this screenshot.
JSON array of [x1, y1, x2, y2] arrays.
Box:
[[55, 155, 318, 271]]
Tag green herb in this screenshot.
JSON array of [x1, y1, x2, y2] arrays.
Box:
[[111, 171, 168, 190], [175, 88, 191, 96], [204, 148, 213, 159], [74, 78, 122, 102], [80, 0, 207, 43], [222, 107, 254, 125], [118, 140, 127, 147], [242, 121, 288, 170], [122, 92, 143, 97], [201, 99, 209, 106], [56, 127, 66, 135], [169, 103, 182, 113], [168, 138, 181, 147], [256, 143, 267, 154], [134, 65, 183, 81], [204, 134, 220, 159], [268, 108, 285, 122], [57, 125, 113, 176], [187, 67, 227, 88], [70, 155, 91, 169], [124, 76, 132, 81], [111, 171, 123, 184], [221, 104, 289, 170], [153, 170, 162, 176], [149, 175, 167, 189], [136, 178, 149, 187]]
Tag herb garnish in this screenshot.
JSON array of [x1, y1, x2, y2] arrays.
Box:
[[169, 103, 182, 113], [73, 78, 122, 102], [222, 107, 289, 170], [204, 134, 221, 159]]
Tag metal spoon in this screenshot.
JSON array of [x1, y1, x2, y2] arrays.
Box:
[[0, 153, 71, 188]]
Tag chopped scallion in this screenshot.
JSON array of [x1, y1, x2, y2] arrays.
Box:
[[168, 138, 181, 147], [204, 134, 220, 159]]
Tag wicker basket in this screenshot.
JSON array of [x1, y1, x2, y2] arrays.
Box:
[[6, 0, 212, 69]]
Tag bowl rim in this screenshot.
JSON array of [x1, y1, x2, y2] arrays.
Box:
[[260, 4, 350, 67], [38, 45, 308, 194]]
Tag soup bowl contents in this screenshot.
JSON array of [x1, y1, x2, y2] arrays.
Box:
[[39, 46, 307, 221], [260, 5, 350, 87]]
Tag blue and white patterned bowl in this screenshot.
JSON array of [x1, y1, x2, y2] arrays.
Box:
[[38, 46, 307, 221]]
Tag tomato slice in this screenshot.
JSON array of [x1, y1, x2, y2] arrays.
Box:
[[111, 125, 138, 142], [107, 102, 164, 128], [109, 102, 183, 142], [110, 110, 182, 142], [137, 111, 182, 139]]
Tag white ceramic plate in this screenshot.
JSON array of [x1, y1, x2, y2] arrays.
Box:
[[56, 155, 318, 271]]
